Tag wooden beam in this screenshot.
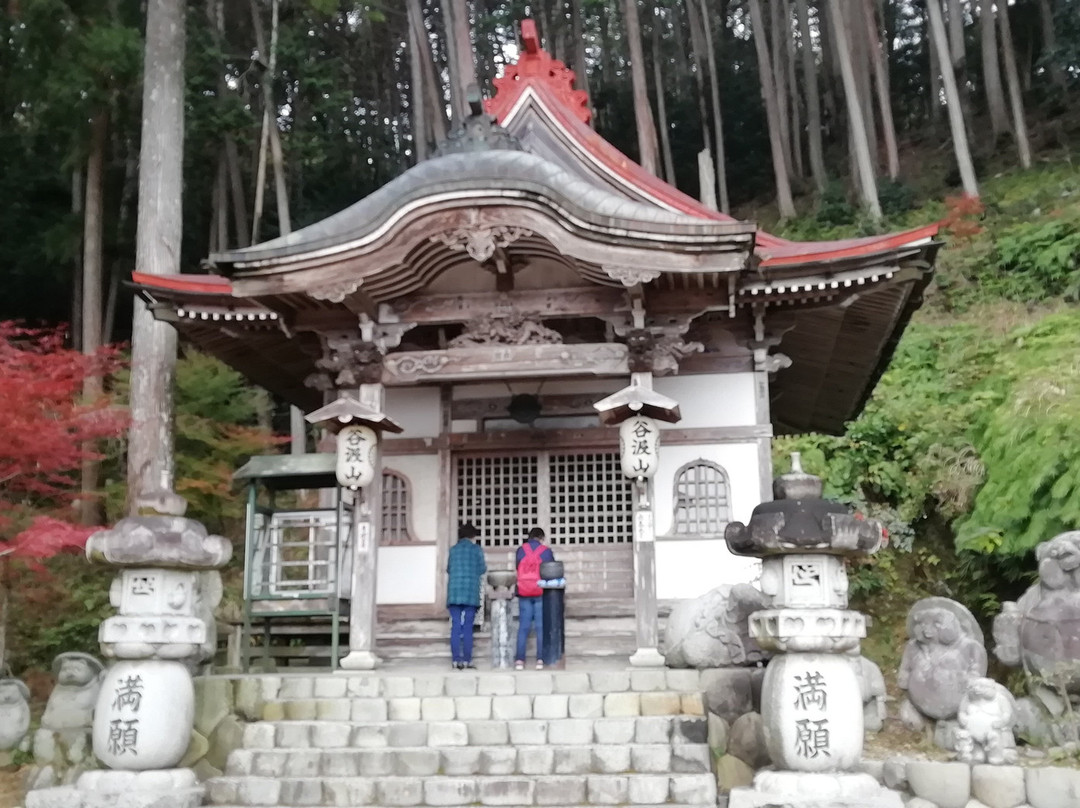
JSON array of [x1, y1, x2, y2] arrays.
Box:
[[383, 287, 630, 324], [382, 343, 629, 384], [386, 424, 773, 455]]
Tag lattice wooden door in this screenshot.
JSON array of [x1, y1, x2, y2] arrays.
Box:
[[455, 451, 634, 600]]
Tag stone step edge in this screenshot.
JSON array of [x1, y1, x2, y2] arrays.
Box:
[[225, 743, 712, 776], [224, 670, 708, 701], [207, 773, 717, 806], [261, 695, 705, 722], [208, 804, 716, 808]]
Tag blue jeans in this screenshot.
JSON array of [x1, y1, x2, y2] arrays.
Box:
[[448, 605, 478, 664], [516, 596, 543, 662]]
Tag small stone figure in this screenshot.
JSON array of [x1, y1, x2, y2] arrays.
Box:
[[0, 678, 31, 752], [848, 651, 888, 734], [662, 583, 771, 668], [994, 531, 1080, 691], [898, 597, 987, 732], [954, 677, 1019, 764], [28, 652, 104, 789], [41, 653, 103, 730]]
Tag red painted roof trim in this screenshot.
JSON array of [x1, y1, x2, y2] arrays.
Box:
[[132, 271, 233, 295], [486, 25, 941, 264]]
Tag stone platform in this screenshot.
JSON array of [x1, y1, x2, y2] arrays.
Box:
[[203, 666, 717, 808], [728, 771, 902, 808]]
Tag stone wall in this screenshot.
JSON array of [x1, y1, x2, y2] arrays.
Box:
[[866, 757, 1080, 808]]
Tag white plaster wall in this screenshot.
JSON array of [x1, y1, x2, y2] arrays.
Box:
[[654, 373, 757, 429], [656, 540, 760, 600], [653, 441, 763, 598], [383, 454, 441, 544], [385, 387, 441, 438], [377, 545, 438, 604], [654, 442, 761, 529]]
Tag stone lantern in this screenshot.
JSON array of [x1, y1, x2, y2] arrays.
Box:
[[595, 374, 680, 667], [23, 492, 232, 808], [306, 394, 402, 670], [726, 454, 900, 808]]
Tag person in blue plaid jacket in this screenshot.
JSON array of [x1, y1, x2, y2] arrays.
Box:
[[446, 523, 487, 669]]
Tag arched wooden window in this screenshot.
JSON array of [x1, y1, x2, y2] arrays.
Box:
[[671, 460, 731, 536], [381, 470, 415, 544]]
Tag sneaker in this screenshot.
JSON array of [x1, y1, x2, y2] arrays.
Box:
[[465, 663, 477, 669], [535, 660, 544, 670], [452, 662, 463, 670], [514, 660, 524, 671]]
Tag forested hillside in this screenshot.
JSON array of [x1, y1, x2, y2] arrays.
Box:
[[2, 0, 1080, 669]]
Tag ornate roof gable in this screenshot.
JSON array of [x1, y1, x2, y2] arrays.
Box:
[[485, 20, 590, 125]]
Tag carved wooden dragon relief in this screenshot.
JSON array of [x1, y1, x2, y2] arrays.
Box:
[[448, 313, 563, 348]]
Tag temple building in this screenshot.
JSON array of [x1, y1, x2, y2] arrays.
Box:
[[131, 23, 940, 667]]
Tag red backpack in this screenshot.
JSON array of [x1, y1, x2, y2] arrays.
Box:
[[517, 542, 546, 597]]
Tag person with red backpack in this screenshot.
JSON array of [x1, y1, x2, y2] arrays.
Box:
[[515, 527, 555, 670]]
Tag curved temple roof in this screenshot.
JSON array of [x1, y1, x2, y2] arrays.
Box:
[[132, 19, 942, 435]]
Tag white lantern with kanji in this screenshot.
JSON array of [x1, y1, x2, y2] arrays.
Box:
[[619, 415, 660, 479], [335, 424, 378, 488]]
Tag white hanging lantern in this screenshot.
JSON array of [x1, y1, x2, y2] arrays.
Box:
[[335, 424, 378, 489], [619, 415, 660, 480]]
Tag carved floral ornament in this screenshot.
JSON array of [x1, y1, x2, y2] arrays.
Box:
[[309, 278, 363, 303], [602, 265, 662, 287], [431, 225, 533, 263], [448, 313, 563, 348]]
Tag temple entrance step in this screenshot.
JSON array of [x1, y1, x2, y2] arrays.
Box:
[[231, 607, 654, 670], [205, 668, 715, 808], [377, 615, 639, 661]]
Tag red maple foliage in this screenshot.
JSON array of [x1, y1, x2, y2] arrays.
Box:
[[941, 193, 986, 241], [0, 322, 127, 558]]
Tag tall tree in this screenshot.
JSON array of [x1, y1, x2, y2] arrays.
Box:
[[697, 0, 730, 211], [926, 0, 980, 196], [407, 0, 429, 162], [796, 0, 827, 192], [750, 0, 796, 218], [621, 0, 660, 175], [1036, 0, 1067, 90], [79, 110, 107, 525], [998, 0, 1032, 168], [864, 0, 900, 180], [651, 13, 676, 183], [570, 0, 592, 125], [826, 0, 882, 218], [443, 0, 477, 123], [979, 0, 1010, 138], [127, 0, 185, 509]]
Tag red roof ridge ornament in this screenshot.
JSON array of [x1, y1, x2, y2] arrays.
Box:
[[485, 19, 591, 125]]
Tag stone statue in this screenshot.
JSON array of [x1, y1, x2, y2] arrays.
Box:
[[994, 531, 1080, 691], [848, 651, 887, 734], [954, 677, 1019, 764], [662, 583, 771, 668], [28, 652, 104, 789], [0, 678, 31, 752], [898, 597, 987, 731]]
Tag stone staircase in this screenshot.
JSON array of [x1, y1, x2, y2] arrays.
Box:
[[206, 668, 717, 808]]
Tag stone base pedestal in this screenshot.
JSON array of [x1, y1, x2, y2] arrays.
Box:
[[728, 771, 903, 808], [25, 768, 203, 808], [629, 647, 666, 667], [490, 599, 513, 669], [337, 650, 380, 671]]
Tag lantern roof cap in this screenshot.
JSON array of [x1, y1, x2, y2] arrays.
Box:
[[593, 383, 681, 425], [305, 395, 404, 434]]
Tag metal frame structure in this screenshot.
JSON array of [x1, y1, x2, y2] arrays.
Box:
[[236, 455, 348, 670]]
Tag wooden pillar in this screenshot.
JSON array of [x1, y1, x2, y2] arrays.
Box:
[[338, 383, 385, 670], [628, 372, 665, 668]]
